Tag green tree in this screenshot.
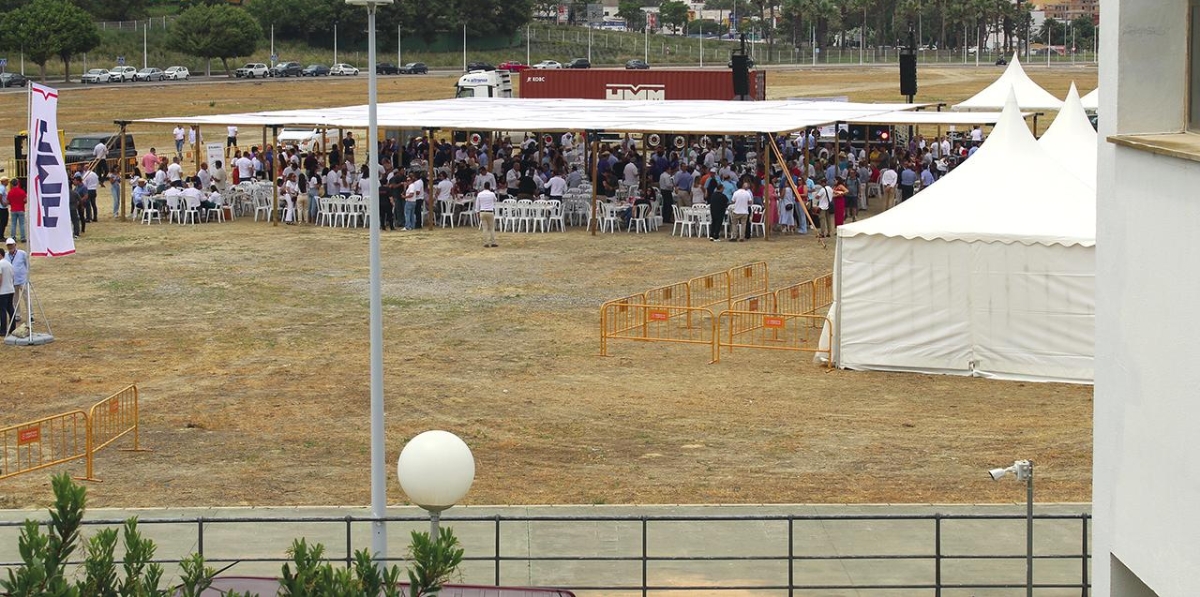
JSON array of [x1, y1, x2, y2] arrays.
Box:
[[1038, 16, 1064, 45], [70, 0, 148, 20], [658, 0, 689, 32], [168, 4, 262, 75], [617, 0, 646, 30], [0, 0, 100, 82]]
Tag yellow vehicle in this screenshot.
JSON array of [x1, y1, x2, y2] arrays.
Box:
[[11, 129, 67, 185]]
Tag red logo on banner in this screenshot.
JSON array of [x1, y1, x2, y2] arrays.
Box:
[[763, 316, 785, 329], [17, 426, 41, 445]]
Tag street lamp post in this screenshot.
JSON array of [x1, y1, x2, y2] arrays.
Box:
[[397, 431, 477, 538], [989, 459, 1035, 597], [345, 0, 393, 561]]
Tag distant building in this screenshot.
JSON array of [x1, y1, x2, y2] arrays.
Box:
[[1038, 0, 1100, 24], [1095, 1, 1200, 596]]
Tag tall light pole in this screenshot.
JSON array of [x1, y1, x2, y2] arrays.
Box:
[[334, 21, 339, 64], [345, 0, 393, 562], [142, 20, 148, 69]]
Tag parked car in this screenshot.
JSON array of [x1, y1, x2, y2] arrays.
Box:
[[0, 73, 28, 88], [269, 62, 301, 77], [276, 128, 340, 153], [498, 60, 528, 72], [108, 66, 138, 82], [625, 59, 650, 69], [235, 63, 269, 78], [330, 63, 360, 76], [164, 66, 190, 80], [399, 62, 428, 74], [133, 67, 165, 81], [63, 133, 137, 168], [375, 62, 399, 75], [532, 60, 562, 69], [81, 69, 112, 84], [465, 61, 495, 72], [566, 58, 591, 69], [301, 64, 330, 77]]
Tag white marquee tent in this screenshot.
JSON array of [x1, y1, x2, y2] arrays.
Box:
[[831, 91, 1096, 383], [1080, 87, 1099, 111], [953, 55, 1065, 112], [1039, 83, 1098, 185]]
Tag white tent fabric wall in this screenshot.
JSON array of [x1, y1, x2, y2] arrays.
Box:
[[1040, 83, 1099, 186], [952, 55, 1066, 112], [1080, 87, 1098, 111], [831, 89, 1096, 384]]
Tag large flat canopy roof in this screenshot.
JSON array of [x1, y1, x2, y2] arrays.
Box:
[[135, 98, 936, 135], [842, 110, 1032, 126]]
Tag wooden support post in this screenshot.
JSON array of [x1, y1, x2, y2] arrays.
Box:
[[266, 126, 277, 226], [589, 137, 600, 236], [118, 122, 128, 221], [767, 141, 821, 247], [192, 125, 202, 175], [763, 133, 771, 241]]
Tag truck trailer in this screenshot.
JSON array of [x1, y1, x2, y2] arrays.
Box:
[[455, 69, 766, 101]]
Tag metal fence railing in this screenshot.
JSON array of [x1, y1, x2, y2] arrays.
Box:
[[0, 512, 1092, 596]]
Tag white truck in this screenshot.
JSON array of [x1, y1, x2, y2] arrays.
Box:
[[455, 70, 514, 98]]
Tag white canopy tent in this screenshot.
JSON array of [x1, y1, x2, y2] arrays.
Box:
[[831, 90, 1096, 383], [1039, 83, 1098, 185], [135, 98, 927, 135], [1080, 87, 1099, 111], [952, 55, 1065, 112]]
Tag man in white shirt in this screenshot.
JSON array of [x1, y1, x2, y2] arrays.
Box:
[[182, 180, 205, 211], [403, 173, 424, 230], [235, 154, 254, 182], [197, 162, 213, 191], [0, 254, 13, 335], [251, 153, 264, 179], [226, 125, 238, 149], [812, 181, 833, 238], [474, 166, 497, 193], [476, 182, 498, 247], [658, 165, 675, 220], [940, 137, 952, 157], [560, 132, 574, 150], [435, 171, 454, 202], [93, 141, 109, 181], [622, 160, 638, 185], [546, 170, 567, 200], [167, 157, 183, 183], [173, 125, 186, 158], [879, 164, 899, 211], [211, 160, 228, 192], [729, 182, 753, 242], [970, 125, 983, 146], [81, 168, 100, 222]]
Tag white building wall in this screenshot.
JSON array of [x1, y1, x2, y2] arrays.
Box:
[[1094, 0, 1200, 595]]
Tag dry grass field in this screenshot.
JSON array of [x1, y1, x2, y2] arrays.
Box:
[[0, 65, 1096, 509]]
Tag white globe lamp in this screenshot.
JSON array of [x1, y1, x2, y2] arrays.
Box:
[[397, 430, 476, 537]]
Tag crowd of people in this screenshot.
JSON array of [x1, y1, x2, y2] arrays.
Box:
[[63, 122, 988, 245]]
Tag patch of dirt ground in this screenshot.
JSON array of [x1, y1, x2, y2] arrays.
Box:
[[0, 65, 1094, 509]]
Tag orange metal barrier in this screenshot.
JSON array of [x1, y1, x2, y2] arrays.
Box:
[[813, 273, 834, 313], [714, 311, 832, 365], [729, 292, 777, 335], [687, 271, 731, 312], [728, 261, 769, 302], [600, 303, 717, 362], [0, 410, 89, 481], [85, 384, 145, 480], [774, 281, 815, 316], [644, 281, 693, 327]]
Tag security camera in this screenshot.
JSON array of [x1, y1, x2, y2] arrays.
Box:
[[988, 467, 1010, 481]]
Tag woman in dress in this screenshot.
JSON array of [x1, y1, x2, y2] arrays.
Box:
[[777, 179, 796, 235]]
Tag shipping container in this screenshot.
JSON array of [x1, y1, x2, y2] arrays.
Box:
[[517, 69, 766, 101]]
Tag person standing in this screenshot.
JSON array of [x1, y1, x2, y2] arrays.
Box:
[[172, 125, 186, 159], [107, 171, 122, 217], [658, 165, 676, 223], [140, 148, 158, 176], [477, 182, 498, 247], [708, 172, 730, 242], [403, 172, 424, 230], [880, 163, 898, 210], [813, 180, 833, 239], [342, 132, 356, 164], [0, 177, 8, 238], [729, 181, 752, 242], [6, 238, 28, 330], [8, 178, 27, 243], [70, 173, 86, 237], [0, 254, 13, 335], [93, 139, 109, 182], [82, 167, 100, 222], [898, 162, 917, 203], [226, 125, 238, 149]]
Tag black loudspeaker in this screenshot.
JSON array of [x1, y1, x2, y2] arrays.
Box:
[[453, 131, 468, 143], [899, 54, 918, 97], [731, 55, 750, 98]]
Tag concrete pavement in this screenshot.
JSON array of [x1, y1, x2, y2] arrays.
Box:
[[0, 503, 1091, 597]]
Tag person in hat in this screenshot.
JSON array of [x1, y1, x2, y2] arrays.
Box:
[[6, 238, 28, 329]]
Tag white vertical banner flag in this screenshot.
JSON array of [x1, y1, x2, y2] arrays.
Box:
[[28, 83, 76, 257]]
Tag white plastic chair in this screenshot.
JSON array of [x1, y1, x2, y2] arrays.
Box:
[[516, 199, 535, 233], [628, 203, 650, 234], [316, 197, 335, 227], [671, 206, 689, 237], [140, 198, 161, 225], [253, 195, 271, 222], [165, 195, 183, 224], [750, 204, 766, 238], [546, 200, 566, 232], [438, 198, 456, 228], [600, 203, 624, 233]]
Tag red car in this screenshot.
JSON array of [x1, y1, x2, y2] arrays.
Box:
[[498, 60, 528, 72]]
